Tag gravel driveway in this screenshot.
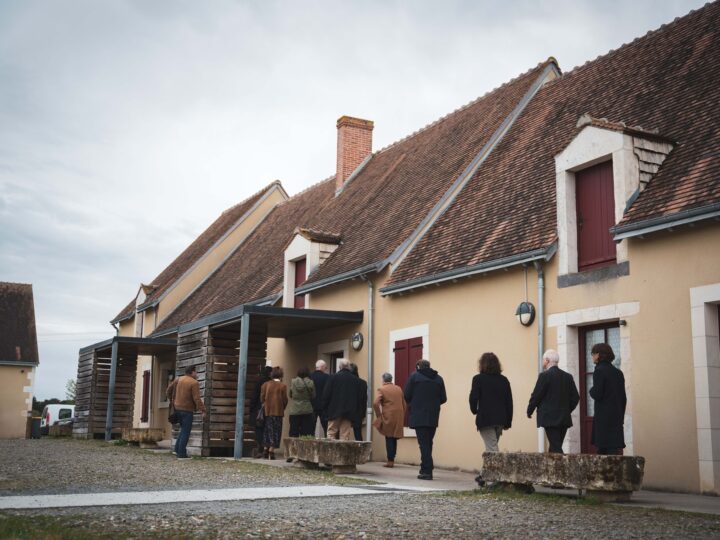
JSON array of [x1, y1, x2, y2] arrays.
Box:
[[1, 438, 719, 539], [0, 439, 367, 495]]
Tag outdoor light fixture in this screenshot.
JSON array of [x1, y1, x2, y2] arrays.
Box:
[[351, 332, 364, 351], [515, 301, 536, 326], [516, 266, 535, 326]]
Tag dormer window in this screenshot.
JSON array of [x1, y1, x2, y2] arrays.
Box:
[[283, 227, 341, 309], [555, 115, 673, 287]]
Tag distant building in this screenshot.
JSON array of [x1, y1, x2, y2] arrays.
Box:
[[0, 282, 39, 438]]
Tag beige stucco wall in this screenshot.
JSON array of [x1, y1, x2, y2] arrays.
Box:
[[118, 318, 135, 337], [0, 365, 34, 438], [266, 222, 720, 493], [156, 188, 286, 323]]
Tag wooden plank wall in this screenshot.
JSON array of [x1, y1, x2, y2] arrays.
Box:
[[174, 321, 267, 457], [72, 349, 137, 439]]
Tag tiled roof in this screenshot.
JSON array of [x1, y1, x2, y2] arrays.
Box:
[[151, 60, 553, 333], [385, 2, 720, 290], [111, 181, 282, 323], [154, 178, 336, 333], [0, 282, 39, 365]]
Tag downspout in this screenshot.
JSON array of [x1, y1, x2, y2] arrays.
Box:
[[111, 322, 119, 335], [533, 261, 545, 452], [360, 275, 374, 443]]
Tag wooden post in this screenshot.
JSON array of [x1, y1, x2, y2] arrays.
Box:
[[233, 313, 250, 459], [105, 340, 119, 441]]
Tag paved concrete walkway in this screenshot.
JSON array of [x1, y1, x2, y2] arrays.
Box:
[[251, 458, 720, 515], [0, 484, 436, 510]]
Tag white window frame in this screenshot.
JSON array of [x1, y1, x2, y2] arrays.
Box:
[[555, 127, 639, 276], [548, 302, 639, 455], [690, 283, 720, 495]]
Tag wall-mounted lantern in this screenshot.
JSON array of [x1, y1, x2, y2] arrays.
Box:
[[515, 301, 536, 326]]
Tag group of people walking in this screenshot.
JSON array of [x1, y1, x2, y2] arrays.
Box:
[[169, 342, 627, 483]]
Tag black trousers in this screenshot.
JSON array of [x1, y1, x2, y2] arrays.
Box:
[[313, 412, 328, 437], [544, 426, 567, 453], [598, 447, 621, 455], [289, 414, 315, 437], [415, 426, 437, 475], [385, 437, 398, 461], [353, 420, 363, 441]]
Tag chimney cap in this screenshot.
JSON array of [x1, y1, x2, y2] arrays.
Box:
[[337, 116, 374, 130]]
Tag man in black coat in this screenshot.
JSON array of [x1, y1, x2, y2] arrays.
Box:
[[527, 349, 580, 453], [403, 359, 447, 480], [322, 358, 362, 440], [310, 359, 330, 436], [349, 363, 368, 441], [589, 343, 627, 454]]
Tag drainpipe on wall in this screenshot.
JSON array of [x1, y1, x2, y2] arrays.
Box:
[[111, 322, 119, 335], [360, 275, 374, 445], [533, 261, 545, 453]]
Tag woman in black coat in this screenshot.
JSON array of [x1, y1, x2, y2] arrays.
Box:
[[249, 365, 272, 458], [589, 343, 627, 454], [468, 352, 513, 453]]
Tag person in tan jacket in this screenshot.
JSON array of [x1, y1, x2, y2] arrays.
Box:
[[373, 372, 407, 468], [166, 365, 206, 459], [260, 366, 288, 459]]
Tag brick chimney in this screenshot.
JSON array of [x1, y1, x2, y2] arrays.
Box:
[[336, 116, 373, 191]]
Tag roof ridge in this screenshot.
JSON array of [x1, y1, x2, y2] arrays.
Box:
[[373, 57, 559, 155], [280, 175, 335, 203], [0, 281, 33, 288], [220, 179, 282, 216], [556, 2, 712, 81]]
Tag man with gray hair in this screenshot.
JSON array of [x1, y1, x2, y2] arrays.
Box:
[[322, 358, 362, 440], [310, 359, 330, 436], [527, 349, 580, 453]]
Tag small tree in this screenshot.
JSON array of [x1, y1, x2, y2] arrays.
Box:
[[65, 379, 77, 403]]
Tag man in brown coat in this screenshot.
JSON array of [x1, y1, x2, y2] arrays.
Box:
[[167, 365, 206, 459], [373, 372, 406, 467]]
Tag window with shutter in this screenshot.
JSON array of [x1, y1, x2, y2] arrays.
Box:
[[294, 258, 307, 309], [576, 161, 617, 271], [393, 337, 423, 426]]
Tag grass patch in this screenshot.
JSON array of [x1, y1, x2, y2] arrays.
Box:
[[0, 514, 109, 540]]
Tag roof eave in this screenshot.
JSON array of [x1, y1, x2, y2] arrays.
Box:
[[612, 203, 720, 241], [295, 262, 383, 295], [380, 245, 556, 296], [0, 360, 39, 367]]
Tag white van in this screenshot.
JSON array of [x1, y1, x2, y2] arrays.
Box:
[[40, 404, 75, 435]]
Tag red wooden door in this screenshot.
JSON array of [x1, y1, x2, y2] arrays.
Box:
[[140, 370, 150, 423], [393, 337, 423, 426], [576, 161, 616, 271], [294, 258, 307, 309], [579, 323, 621, 453]]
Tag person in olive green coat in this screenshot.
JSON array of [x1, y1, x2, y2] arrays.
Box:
[[288, 367, 316, 439]]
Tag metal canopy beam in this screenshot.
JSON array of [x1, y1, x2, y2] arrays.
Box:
[[233, 313, 251, 459], [104, 340, 119, 442]]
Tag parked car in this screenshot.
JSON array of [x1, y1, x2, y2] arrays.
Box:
[[40, 404, 75, 435]]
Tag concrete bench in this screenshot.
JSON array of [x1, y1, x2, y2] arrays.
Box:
[[284, 437, 372, 474], [482, 452, 645, 502], [121, 428, 165, 448]]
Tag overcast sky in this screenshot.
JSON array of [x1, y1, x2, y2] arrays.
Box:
[[0, 0, 705, 399]]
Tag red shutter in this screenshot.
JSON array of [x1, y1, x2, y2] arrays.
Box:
[[394, 337, 423, 426], [140, 370, 150, 423], [294, 258, 307, 309], [576, 161, 616, 271]]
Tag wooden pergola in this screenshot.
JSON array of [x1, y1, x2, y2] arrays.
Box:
[[73, 337, 176, 440]]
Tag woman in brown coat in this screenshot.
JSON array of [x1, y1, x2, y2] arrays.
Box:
[[260, 366, 288, 459], [373, 372, 406, 467]]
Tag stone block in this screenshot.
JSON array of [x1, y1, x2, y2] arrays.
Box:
[[48, 424, 73, 437], [284, 437, 372, 474], [121, 428, 165, 447], [482, 452, 645, 501]]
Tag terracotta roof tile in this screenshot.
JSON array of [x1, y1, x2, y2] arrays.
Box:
[[0, 282, 39, 365], [386, 2, 720, 289], [111, 181, 281, 323]]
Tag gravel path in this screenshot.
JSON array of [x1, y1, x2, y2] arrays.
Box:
[[2, 439, 719, 539], [0, 439, 368, 495], [5, 492, 720, 539]]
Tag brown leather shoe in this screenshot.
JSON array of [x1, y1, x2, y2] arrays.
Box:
[[383, 461, 394, 468]]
